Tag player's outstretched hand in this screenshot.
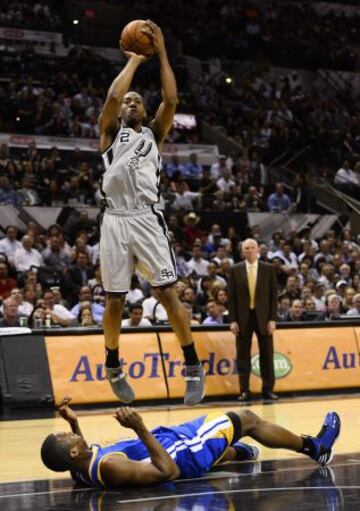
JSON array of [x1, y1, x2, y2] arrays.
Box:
[[120, 43, 150, 65], [59, 397, 78, 425], [141, 20, 165, 54], [113, 407, 145, 432]]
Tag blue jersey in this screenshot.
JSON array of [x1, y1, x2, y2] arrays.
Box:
[[73, 412, 234, 487]]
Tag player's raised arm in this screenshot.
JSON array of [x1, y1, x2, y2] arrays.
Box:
[[58, 397, 87, 445], [99, 52, 148, 153], [101, 407, 180, 486], [144, 21, 179, 145]]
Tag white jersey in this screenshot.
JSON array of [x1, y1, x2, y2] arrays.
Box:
[[101, 126, 161, 210]]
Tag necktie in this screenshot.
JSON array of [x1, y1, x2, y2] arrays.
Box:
[[248, 265, 256, 309]]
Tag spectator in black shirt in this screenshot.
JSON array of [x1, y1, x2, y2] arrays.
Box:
[[0, 297, 20, 327]]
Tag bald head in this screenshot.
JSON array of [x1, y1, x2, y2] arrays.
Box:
[[242, 238, 259, 263]]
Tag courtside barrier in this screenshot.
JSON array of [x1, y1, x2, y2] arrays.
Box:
[[1, 322, 360, 405]]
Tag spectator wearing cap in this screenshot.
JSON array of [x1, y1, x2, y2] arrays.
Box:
[[122, 303, 152, 327], [202, 299, 224, 325], [183, 212, 202, 248], [346, 293, 360, 316], [14, 235, 43, 273], [336, 280, 348, 298], [0, 297, 20, 327], [313, 282, 326, 312], [267, 183, 292, 212], [0, 226, 22, 264]]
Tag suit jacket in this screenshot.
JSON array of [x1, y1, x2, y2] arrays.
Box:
[[228, 260, 278, 335]]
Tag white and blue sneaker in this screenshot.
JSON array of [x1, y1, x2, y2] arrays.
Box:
[[303, 411, 341, 466], [232, 442, 260, 461]]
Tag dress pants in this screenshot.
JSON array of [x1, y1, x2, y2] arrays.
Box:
[[235, 310, 275, 393]]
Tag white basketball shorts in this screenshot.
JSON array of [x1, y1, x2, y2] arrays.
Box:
[[100, 207, 177, 293]]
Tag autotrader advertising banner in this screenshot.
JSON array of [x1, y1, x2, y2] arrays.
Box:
[[45, 334, 167, 405], [45, 327, 360, 404], [160, 327, 360, 398]]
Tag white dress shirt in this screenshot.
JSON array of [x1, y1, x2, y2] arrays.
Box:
[[121, 318, 152, 327], [0, 238, 22, 263], [187, 258, 209, 276], [14, 247, 43, 272]]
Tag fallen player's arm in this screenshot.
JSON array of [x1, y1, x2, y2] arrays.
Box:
[[109, 407, 181, 486], [58, 397, 87, 445], [101, 452, 179, 487]]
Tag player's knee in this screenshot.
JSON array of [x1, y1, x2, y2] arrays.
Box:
[[106, 293, 126, 309], [239, 410, 261, 433], [153, 284, 177, 305]]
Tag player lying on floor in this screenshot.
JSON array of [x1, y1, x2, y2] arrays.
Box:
[[41, 398, 341, 488]]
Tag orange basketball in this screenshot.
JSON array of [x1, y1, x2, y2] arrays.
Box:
[[120, 19, 154, 57]]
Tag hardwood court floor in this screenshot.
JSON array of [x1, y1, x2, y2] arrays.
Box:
[[0, 395, 359, 483], [0, 395, 359, 510]]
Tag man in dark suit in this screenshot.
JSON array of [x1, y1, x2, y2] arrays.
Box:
[[62, 251, 94, 306], [228, 238, 278, 402]]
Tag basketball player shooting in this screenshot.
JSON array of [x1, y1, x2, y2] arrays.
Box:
[[98, 20, 205, 405], [41, 397, 341, 487]]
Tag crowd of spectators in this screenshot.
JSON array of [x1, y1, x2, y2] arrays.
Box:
[[0, 0, 62, 31], [1, 213, 360, 330], [173, 1, 358, 70], [0, 140, 306, 212]]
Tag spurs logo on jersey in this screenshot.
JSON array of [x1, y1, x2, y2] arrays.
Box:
[[101, 126, 161, 210], [128, 139, 153, 172]]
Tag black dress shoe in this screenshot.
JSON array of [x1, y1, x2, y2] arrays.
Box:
[[263, 392, 279, 401], [237, 392, 252, 402]]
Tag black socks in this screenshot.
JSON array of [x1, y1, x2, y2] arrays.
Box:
[[299, 435, 316, 457], [107, 344, 200, 368], [182, 343, 200, 366], [105, 347, 120, 368]]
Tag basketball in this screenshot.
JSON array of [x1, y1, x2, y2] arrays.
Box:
[[120, 20, 154, 57]]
